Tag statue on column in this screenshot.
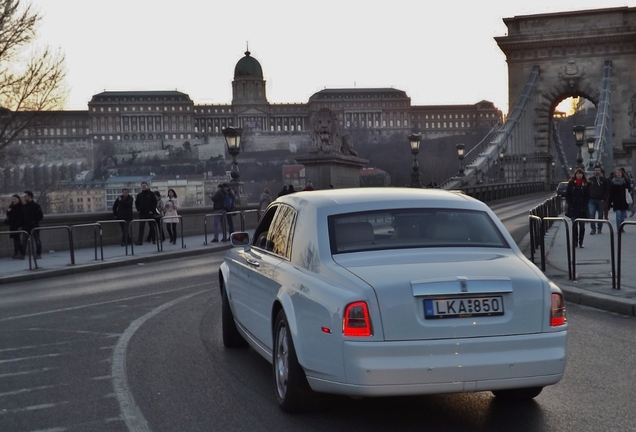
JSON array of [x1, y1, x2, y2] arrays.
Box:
[[310, 108, 357, 156]]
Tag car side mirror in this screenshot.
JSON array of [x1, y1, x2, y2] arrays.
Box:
[[231, 232, 250, 247]]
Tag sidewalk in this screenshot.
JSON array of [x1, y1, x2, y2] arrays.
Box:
[[0, 233, 238, 284], [1, 224, 635, 317], [521, 220, 636, 317]]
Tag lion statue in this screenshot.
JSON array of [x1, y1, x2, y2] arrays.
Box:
[[309, 108, 357, 156]]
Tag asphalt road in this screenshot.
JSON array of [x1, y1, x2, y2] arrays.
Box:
[[1, 192, 633, 431], [1, 251, 635, 432]]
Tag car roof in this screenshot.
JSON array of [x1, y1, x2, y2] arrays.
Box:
[[275, 187, 488, 214]]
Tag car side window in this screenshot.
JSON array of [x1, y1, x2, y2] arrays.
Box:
[[266, 205, 296, 259], [253, 206, 278, 250]]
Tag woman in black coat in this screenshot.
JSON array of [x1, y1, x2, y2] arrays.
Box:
[[608, 167, 632, 234], [565, 168, 590, 248], [5, 194, 25, 258]]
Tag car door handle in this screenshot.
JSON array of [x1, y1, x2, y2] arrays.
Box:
[[245, 258, 260, 267]]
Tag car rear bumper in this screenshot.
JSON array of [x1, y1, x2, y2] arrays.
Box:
[[306, 331, 567, 397]]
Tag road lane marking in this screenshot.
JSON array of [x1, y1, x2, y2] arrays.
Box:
[[0, 353, 64, 364], [112, 289, 208, 432], [0, 283, 207, 322]]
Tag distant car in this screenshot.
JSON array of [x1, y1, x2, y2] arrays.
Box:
[[219, 188, 568, 412], [556, 181, 568, 197]]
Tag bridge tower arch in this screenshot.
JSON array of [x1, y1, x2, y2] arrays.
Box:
[[496, 7, 636, 178]]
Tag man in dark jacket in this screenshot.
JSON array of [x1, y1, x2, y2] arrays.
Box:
[[223, 183, 236, 236], [588, 165, 610, 235], [20, 190, 43, 259], [210, 184, 225, 242], [135, 182, 158, 245], [113, 188, 134, 246]]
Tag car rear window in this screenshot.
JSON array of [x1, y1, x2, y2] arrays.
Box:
[[329, 209, 509, 253]]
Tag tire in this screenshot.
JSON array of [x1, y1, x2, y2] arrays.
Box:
[[492, 386, 543, 401], [273, 309, 314, 412], [221, 282, 247, 348]]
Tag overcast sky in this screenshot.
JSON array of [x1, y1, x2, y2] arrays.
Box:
[[28, 0, 633, 114]]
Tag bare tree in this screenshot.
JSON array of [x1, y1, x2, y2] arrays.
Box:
[[0, 0, 67, 162]]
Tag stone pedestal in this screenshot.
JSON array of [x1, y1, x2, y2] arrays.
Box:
[[295, 153, 368, 189]]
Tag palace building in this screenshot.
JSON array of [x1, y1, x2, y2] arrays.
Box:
[[1, 50, 502, 210]]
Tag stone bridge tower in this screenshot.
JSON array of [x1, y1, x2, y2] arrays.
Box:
[[496, 7, 636, 173]]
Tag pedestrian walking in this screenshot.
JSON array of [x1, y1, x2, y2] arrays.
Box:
[[112, 188, 134, 246], [134, 182, 157, 245], [259, 187, 273, 219], [163, 188, 180, 244], [223, 183, 236, 236], [278, 184, 289, 198], [302, 180, 314, 191], [565, 168, 590, 248], [20, 190, 43, 259], [152, 190, 165, 243], [609, 167, 632, 234], [4, 194, 25, 259], [587, 165, 609, 235], [210, 184, 225, 242]]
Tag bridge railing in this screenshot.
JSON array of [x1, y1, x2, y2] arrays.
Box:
[[441, 66, 541, 190], [590, 60, 612, 171]]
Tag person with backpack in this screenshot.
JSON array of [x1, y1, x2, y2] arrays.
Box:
[[223, 183, 236, 236], [134, 182, 158, 245], [20, 190, 44, 259], [112, 188, 134, 246], [5, 194, 25, 259], [210, 184, 226, 242]]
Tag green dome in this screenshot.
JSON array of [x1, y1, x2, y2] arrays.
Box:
[[234, 51, 263, 79]]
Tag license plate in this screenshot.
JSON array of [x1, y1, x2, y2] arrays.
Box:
[[424, 296, 504, 319]]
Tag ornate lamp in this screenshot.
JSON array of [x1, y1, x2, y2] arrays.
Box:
[[522, 156, 527, 181], [408, 133, 422, 188], [586, 136, 595, 168], [222, 126, 243, 181], [456, 143, 466, 176], [572, 125, 586, 168]]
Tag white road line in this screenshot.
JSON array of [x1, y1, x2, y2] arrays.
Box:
[[0, 283, 207, 322], [0, 353, 64, 365], [0, 401, 69, 415], [0, 384, 63, 398], [0, 367, 58, 379], [111, 289, 208, 432]]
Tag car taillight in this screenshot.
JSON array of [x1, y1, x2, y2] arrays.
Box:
[[343, 301, 372, 337], [550, 293, 567, 326]]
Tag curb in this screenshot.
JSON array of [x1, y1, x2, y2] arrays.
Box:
[[0, 244, 232, 285]]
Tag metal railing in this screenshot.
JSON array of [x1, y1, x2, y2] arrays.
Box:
[[529, 209, 618, 289], [616, 220, 636, 290], [70, 223, 101, 262], [0, 229, 31, 269], [30, 226, 73, 269], [442, 66, 541, 189], [160, 215, 185, 249]]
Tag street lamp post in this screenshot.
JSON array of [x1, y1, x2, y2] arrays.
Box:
[[522, 156, 527, 181], [572, 125, 586, 168], [499, 151, 505, 183], [456, 143, 466, 176], [222, 126, 243, 203], [408, 133, 422, 188], [586, 136, 595, 169], [551, 161, 556, 181], [222, 126, 243, 180]]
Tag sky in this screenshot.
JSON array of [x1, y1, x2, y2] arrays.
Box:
[[27, 0, 634, 115]]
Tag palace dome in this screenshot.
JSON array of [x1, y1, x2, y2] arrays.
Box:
[[234, 51, 263, 79]]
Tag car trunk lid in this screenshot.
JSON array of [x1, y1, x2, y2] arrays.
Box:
[[333, 249, 546, 341]]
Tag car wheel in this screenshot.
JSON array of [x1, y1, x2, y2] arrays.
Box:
[[221, 283, 247, 348], [492, 386, 543, 401], [273, 309, 314, 412]]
